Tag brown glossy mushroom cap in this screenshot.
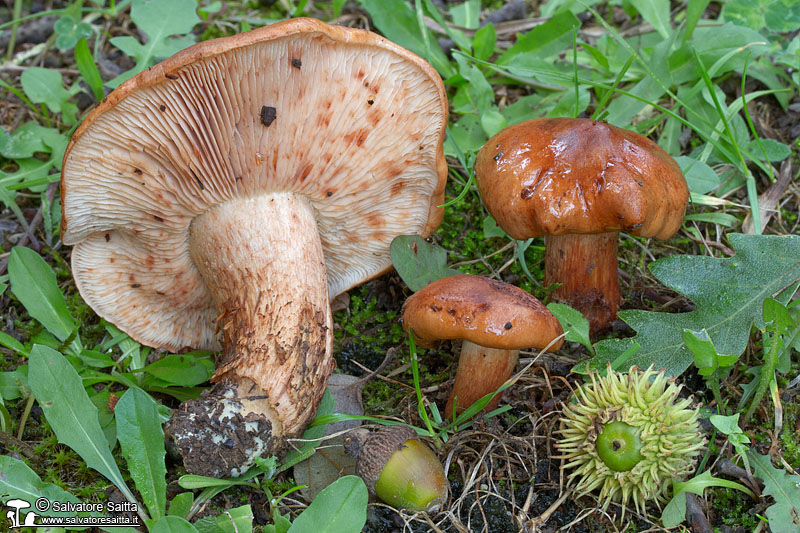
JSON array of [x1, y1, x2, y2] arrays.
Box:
[[61, 18, 448, 352], [475, 118, 688, 240], [401, 274, 564, 351]]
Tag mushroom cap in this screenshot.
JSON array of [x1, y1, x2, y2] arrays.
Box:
[[475, 118, 688, 240], [61, 18, 448, 352], [401, 274, 564, 351]]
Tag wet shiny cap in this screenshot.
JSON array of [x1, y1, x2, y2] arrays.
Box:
[[401, 274, 564, 351], [475, 118, 688, 240]]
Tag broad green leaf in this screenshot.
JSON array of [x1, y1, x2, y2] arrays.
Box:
[[288, 476, 367, 533], [150, 515, 200, 533], [682, 329, 737, 375], [356, 0, 453, 77], [472, 24, 496, 61], [498, 10, 580, 63], [90, 389, 118, 450], [116, 388, 167, 520], [143, 352, 214, 386], [9, 247, 75, 341], [674, 156, 720, 194], [721, 0, 800, 33], [482, 215, 507, 239], [662, 469, 753, 527], [0, 122, 52, 159], [480, 108, 507, 138], [747, 138, 791, 162], [0, 367, 28, 400], [592, 234, 800, 376], [20, 67, 78, 124], [749, 452, 800, 531], [547, 303, 592, 355], [389, 235, 461, 292], [107, 0, 200, 88], [168, 493, 194, 518], [0, 455, 82, 518], [449, 0, 480, 29], [629, 0, 671, 38], [216, 505, 253, 533], [28, 345, 136, 506]]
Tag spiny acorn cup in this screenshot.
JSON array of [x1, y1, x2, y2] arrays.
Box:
[[344, 426, 448, 512], [556, 365, 705, 513]]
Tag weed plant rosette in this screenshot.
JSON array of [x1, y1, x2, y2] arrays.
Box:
[[557, 366, 705, 513]]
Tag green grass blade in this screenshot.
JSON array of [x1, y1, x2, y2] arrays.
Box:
[[691, 48, 761, 233], [74, 37, 105, 101]]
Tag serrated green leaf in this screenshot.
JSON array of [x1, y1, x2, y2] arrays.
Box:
[[28, 345, 137, 507], [288, 476, 367, 533], [9, 247, 75, 342], [116, 388, 167, 520], [749, 452, 800, 531], [592, 234, 800, 376], [390, 235, 461, 292], [107, 0, 200, 88]]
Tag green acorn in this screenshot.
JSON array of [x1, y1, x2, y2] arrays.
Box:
[[556, 365, 705, 513], [344, 426, 448, 512]]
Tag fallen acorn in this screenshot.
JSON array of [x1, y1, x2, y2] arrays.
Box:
[[556, 365, 705, 514], [344, 426, 448, 512]]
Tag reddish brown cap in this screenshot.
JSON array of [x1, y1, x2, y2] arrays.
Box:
[[60, 18, 448, 352], [402, 275, 564, 351], [475, 118, 688, 240]]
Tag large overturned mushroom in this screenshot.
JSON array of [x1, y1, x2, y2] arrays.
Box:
[[60, 18, 448, 477], [475, 118, 688, 334]]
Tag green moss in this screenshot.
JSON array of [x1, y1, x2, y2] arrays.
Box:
[[711, 487, 759, 529]]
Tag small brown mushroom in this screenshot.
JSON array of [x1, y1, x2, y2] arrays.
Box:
[[475, 118, 688, 334], [61, 18, 448, 477], [401, 275, 564, 419]]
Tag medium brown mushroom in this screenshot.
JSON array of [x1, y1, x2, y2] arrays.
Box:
[[475, 118, 688, 334], [60, 18, 448, 477], [401, 275, 564, 419]]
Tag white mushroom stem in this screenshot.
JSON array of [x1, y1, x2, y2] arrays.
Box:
[[445, 340, 519, 419], [188, 192, 334, 438]]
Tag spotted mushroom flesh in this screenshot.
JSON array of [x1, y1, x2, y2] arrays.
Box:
[[475, 118, 689, 334], [61, 18, 448, 477]]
